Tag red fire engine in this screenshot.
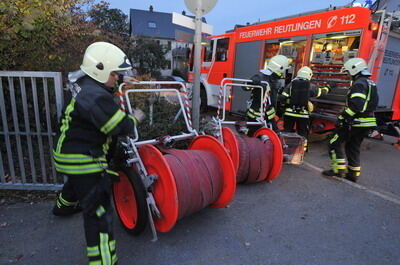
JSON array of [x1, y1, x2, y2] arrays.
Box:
[[189, 5, 400, 140]]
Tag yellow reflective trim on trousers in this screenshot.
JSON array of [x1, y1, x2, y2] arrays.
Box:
[[109, 240, 116, 252], [348, 165, 361, 171], [331, 151, 338, 173], [89, 261, 102, 265], [58, 193, 78, 206], [345, 108, 356, 116], [100, 233, 112, 265], [112, 254, 118, 265], [53, 151, 106, 164], [87, 245, 100, 257], [100, 109, 126, 134], [56, 98, 76, 153], [350, 93, 367, 99], [330, 134, 339, 144], [282, 92, 289, 97], [96, 205, 106, 217]]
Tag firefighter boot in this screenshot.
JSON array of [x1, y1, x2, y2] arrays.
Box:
[[52, 193, 82, 216], [322, 169, 346, 178], [345, 166, 360, 183], [345, 173, 358, 183]]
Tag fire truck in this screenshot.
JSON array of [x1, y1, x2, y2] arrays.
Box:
[[189, 5, 400, 140]]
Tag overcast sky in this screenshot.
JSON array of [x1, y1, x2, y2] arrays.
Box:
[[107, 0, 360, 34]]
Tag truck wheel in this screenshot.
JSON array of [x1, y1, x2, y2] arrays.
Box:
[[113, 167, 148, 235]]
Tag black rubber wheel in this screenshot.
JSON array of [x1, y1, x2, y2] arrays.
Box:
[[112, 167, 148, 235]]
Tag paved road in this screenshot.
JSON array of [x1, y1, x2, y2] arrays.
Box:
[[1, 137, 399, 265]]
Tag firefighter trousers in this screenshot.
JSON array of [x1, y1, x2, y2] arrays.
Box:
[[328, 126, 371, 177], [283, 115, 309, 151], [55, 173, 118, 265], [283, 116, 309, 139]]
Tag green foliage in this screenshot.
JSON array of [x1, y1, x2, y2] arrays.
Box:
[[0, 0, 130, 73], [88, 1, 129, 35], [128, 38, 168, 78], [137, 98, 188, 141], [0, 0, 170, 78]]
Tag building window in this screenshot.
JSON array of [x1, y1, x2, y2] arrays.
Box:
[[148, 22, 157, 28]]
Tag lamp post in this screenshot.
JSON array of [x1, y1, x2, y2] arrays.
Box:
[[184, 0, 217, 131]]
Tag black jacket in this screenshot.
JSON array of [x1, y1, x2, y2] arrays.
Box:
[[246, 70, 281, 120], [341, 75, 378, 127], [53, 76, 136, 175]]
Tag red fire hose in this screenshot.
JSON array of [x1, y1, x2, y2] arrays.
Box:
[[222, 127, 283, 183], [137, 135, 236, 232]]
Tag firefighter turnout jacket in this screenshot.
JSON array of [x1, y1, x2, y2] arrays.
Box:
[[279, 77, 329, 118], [53, 76, 137, 175], [339, 75, 378, 127], [246, 69, 281, 121]]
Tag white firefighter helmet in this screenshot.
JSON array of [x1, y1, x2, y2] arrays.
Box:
[[267, 55, 290, 76], [341, 58, 371, 76], [80, 42, 132, 83], [296, 66, 313, 80]]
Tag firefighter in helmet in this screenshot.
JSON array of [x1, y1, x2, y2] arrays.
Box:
[[322, 58, 378, 182], [52, 42, 144, 264], [278, 66, 331, 151], [246, 54, 290, 134]]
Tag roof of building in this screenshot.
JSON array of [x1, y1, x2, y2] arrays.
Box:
[[130, 8, 207, 41]]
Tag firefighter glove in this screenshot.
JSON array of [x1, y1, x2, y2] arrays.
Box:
[[251, 75, 262, 86]]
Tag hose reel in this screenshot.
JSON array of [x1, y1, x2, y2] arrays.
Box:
[[213, 78, 284, 184], [112, 81, 235, 240]]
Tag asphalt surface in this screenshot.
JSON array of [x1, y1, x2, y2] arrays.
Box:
[[1, 137, 400, 265]]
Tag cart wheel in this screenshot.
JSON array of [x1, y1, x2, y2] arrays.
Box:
[[113, 167, 148, 235]]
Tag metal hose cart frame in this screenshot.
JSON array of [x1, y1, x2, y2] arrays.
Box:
[[112, 81, 236, 241], [209, 78, 284, 182]]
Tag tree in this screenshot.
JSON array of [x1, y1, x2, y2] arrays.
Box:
[[0, 0, 130, 73], [88, 1, 129, 35], [128, 38, 168, 77]]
